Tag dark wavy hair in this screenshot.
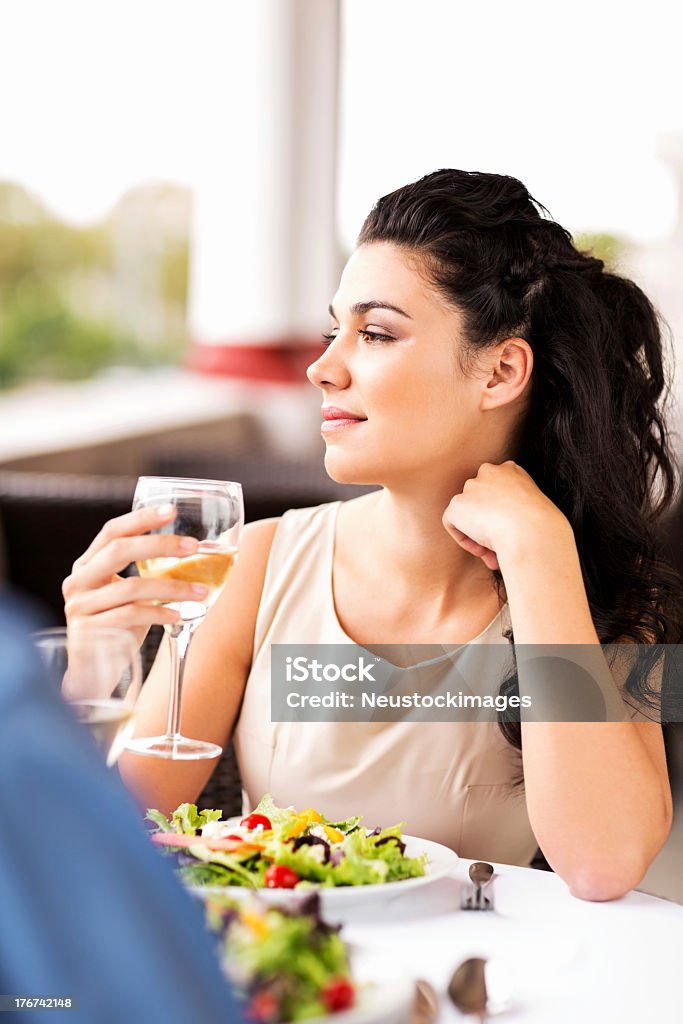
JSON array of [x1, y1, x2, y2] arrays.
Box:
[[357, 168, 683, 749]]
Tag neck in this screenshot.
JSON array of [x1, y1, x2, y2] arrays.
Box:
[[364, 485, 499, 610]]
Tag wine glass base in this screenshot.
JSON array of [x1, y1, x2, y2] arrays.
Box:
[[125, 735, 223, 761]]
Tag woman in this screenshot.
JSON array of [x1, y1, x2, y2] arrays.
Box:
[[63, 170, 682, 901]]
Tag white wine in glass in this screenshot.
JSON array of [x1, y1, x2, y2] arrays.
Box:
[[126, 476, 243, 761], [33, 627, 142, 767], [137, 543, 238, 605]]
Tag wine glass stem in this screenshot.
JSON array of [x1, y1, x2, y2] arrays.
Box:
[[164, 620, 194, 741]]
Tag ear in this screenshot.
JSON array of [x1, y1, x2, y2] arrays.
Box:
[[479, 337, 533, 411]]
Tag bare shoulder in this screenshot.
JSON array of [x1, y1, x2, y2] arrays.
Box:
[[228, 516, 281, 597], [241, 515, 281, 556]]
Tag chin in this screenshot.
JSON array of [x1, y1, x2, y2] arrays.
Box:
[[322, 450, 381, 487]]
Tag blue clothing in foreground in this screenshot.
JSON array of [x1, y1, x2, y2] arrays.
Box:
[[0, 595, 243, 1024]]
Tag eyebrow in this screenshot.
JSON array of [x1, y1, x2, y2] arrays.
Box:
[[328, 300, 412, 320]]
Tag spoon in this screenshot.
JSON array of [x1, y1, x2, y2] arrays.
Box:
[[468, 861, 494, 907], [410, 978, 440, 1024], [448, 957, 488, 1021]]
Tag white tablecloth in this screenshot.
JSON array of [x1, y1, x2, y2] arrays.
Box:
[[339, 859, 683, 1022]]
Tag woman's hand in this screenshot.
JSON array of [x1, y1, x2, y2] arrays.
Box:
[[442, 460, 571, 572], [62, 504, 207, 649]]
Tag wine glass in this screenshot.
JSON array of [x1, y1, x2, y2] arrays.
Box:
[[33, 626, 142, 767], [125, 476, 243, 760]]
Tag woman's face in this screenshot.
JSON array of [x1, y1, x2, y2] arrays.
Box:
[[307, 242, 497, 489]]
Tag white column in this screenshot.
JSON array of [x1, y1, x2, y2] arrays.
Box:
[[188, 0, 341, 379], [658, 134, 683, 242], [628, 133, 683, 460]]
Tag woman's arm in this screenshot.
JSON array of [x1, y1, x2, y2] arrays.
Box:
[[443, 461, 673, 901], [498, 525, 672, 902], [118, 517, 280, 816]]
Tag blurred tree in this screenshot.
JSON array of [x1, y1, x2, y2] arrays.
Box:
[[573, 231, 629, 272], [0, 181, 190, 391], [0, 283, 144, 388]]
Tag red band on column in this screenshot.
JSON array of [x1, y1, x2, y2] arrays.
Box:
[[186, 339, 322, 384]]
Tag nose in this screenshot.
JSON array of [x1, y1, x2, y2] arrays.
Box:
[[306, 337, 352, 391]]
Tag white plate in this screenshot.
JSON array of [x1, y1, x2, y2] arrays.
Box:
[[188, 832, 458, 910]]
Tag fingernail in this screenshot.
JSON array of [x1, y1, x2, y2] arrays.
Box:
[[179, 537, 197, 553], [156, 503, 175, 517], [191, 584, 209, 596]]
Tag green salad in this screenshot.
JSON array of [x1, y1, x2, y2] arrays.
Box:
[[147, 793, 427, 890], [205, 892, 356, 1021]]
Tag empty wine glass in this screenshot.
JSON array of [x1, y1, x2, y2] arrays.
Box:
[[33, 626, 142, 767], [125, 476, 243, 760]]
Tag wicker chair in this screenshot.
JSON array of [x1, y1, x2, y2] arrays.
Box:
[[196, 742, 243, 819], [0, 471, 137, 622]]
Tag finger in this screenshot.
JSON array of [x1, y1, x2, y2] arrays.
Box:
[[442, 521, 500, 570], [480, 550, 500, 571], [74, 504, 177, 570], [442, 513, 469, 545], [453, 535, 490, 557], [69, 604, 181, 633], [455, 536, 500, 571], [65, 576, 209, 619], [71, 533, 200, 589], [456, 537, 499, 571]]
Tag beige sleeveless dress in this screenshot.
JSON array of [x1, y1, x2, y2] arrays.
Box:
[[233, 502, 538, 866]]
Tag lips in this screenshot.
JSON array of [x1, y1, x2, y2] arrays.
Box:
[[321, 406, 367, 435], [322, 406, 366, 422]]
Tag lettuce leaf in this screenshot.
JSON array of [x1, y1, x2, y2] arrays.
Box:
[[185, 845, 262, 887], [145, 808, 173, 833], [251, 793, 295, 828], [170, 803, 223, 834], [330, 826, 427, 885], [321, 813, 361, 834]]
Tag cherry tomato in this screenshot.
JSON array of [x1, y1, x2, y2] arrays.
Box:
[[240, 813, 272, 831], [263, 864, 300, 889], [321, 977, 355, 1012], [245, 990, 279, 1022]]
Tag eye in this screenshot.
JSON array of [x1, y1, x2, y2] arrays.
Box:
[[358, 329, 395, 344], [320, 328, 396, 347]]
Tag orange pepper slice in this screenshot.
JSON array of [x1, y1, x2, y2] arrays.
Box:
[[299, 807, 323, 824]]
